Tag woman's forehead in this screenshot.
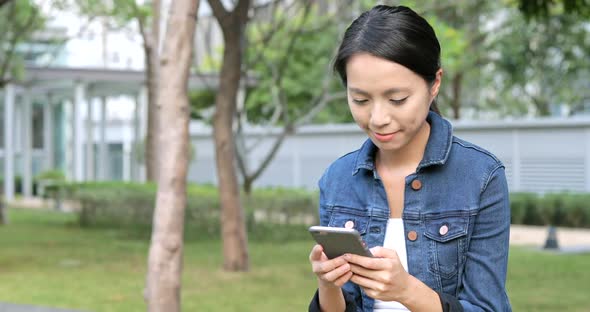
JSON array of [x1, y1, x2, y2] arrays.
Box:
[[345, 54, 424, 92]]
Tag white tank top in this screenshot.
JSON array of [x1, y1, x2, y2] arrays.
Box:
[[373, 218, 411, 311]]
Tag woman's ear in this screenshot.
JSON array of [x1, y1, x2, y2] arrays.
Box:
[[430, 68, 443, 99]]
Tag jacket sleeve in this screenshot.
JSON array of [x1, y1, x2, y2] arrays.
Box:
[[458, 166, 512, 311], [308, 288, 358, 312], [309, 167, 362, 311], [437, 290, 465, 312]]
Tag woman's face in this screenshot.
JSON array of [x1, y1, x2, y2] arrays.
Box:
[[345, 53, 441, 153]]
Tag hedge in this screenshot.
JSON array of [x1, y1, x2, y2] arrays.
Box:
[[50, 184, 590, 241], [510, 192, 590, 228], [57, 182, 318, 241]]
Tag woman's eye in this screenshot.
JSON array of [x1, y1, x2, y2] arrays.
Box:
[[352, 99, 368, 104], [390, 97, 408, 105]]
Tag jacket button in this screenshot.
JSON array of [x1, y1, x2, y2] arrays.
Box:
[[407, 230, 418, 241], [411, 179, 422, 190], [345, 220, 354, 229], [439, 225, 449, 236]]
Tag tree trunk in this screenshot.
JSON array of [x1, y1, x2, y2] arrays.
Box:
[[214, 30, 250, 271], [145, 0, 161, 182], [0, 197, 6, 225], [145, 0, 199, 311], [451, 72, 463, 119], [535, 98, 551, 116], [209, 0, 251, 272], [243, 177, 253, 195]]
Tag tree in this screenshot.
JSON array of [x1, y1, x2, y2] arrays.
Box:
[[145, 0, 199, 310], [141, 0, 161, 182], [74, 0, 161, 181], [131, 0, 161, 181], [485, 5, 589, 116], [412, 0, 500, 119], [235, 0, 350, 194], [0, 0, 46, 225], [0, 0, 12, 8], [208, 0, 251, 272], [516, 0, 590, 19], [0, 0, 44, 88]]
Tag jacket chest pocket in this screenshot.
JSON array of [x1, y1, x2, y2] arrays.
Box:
[[423, 214, 469, 280], [328, 207, 370, 236]]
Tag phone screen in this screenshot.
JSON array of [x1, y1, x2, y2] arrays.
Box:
[[309, 226, 373, 259]]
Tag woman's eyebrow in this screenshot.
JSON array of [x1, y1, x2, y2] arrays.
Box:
[[348, 87, 409, 96], [348, 87, 370, 96], [382, 87, 410, 95]]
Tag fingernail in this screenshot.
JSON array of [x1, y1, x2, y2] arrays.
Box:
[[343, 254, 350, 260]]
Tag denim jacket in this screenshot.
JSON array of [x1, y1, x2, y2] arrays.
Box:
[[310, 112, 511, 312]]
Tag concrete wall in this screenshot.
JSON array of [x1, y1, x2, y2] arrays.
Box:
[[189, 117, 590, 193]]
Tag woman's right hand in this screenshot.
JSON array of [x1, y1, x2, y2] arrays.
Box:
[[309, 244, 353, 289]]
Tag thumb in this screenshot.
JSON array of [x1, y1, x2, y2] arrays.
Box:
[[309, 244, 327, 261], [370, 246, 400, 259]]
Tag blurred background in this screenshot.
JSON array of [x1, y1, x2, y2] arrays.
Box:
[[0, 0, 589, 311]]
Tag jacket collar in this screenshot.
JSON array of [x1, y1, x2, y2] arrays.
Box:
[[352, 111, 453, 175]]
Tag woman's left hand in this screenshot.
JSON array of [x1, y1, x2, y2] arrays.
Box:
[[344, 246, 411, 302]]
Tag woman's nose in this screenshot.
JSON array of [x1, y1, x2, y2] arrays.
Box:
[[369, 102, 392, 128]]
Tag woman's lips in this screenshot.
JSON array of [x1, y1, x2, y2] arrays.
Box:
[[373, 131, 398, 142]]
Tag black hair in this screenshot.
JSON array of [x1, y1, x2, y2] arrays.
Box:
[[334, 5, 441, 114]]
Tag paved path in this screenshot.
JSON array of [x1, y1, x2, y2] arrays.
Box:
[[0, 303, 83, 312], [510, 224, 590, 248]]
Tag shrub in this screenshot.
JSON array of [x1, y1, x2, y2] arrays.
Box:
[[58, 183, 590, 241], [562, 193, 590, 228], [60, 182, 318, 242], [510, 192, 590, 228]]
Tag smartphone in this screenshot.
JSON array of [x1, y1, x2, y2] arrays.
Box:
[[309, 225, 373, 259]]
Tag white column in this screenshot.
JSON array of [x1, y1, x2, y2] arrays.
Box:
[[123, 127, 131, 182], [73, 82, 86, 182], [138, 85, 148, 182], [64, 100, 73, 181], [132, 93, 141, 181], [85, 97, 94, 180], [3, 84, 15, 201], [99, 97, 108, 180], [22, 90, 33, 197], [43, 95, 54, 170]]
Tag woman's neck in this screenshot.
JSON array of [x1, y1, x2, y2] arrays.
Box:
[[377, 121, 431, 173]]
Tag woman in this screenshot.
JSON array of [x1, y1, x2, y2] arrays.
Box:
[[308, 5, 511, 312]]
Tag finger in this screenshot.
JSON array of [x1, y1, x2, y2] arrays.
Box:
[[350, 273, 383, 291], [344, 253, 385, 270], [309, 244, 324, 262], [349, 263, 383, 281], [371, 246, 400, 260], [334, 271, 353, 287], [317, 256, 348, 274], [321, 262, 350, 283]]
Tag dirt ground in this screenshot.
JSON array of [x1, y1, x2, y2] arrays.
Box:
[[510, 224, 590, 248]]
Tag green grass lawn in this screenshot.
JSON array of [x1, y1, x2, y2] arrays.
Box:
[[1, 208, 589, 312]]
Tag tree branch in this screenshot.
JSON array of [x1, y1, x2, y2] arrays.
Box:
[[208, 0, 229, 26], [247, 123, 292, 183], [0, 1, 39, 80], [236, 0, 250, 25], [0, 0, 12, 8], [295, 91, 346, 127], [275, 0, 312, 82], [234, 122, 249, 178]]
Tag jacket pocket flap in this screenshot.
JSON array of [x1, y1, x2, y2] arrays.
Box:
[[328, 206, 370, 235], [424, 215, 468, 243]]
